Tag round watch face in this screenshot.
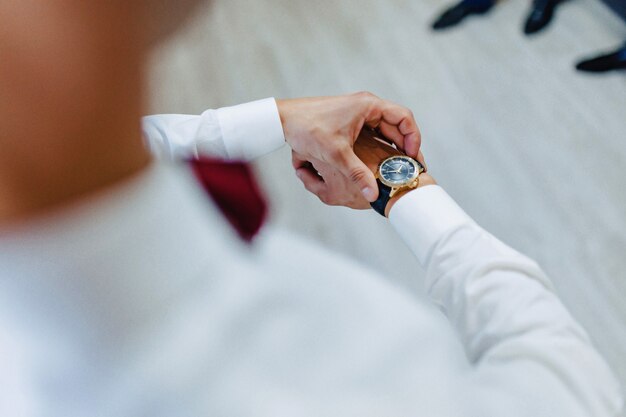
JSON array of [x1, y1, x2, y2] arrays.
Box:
[[378, 156, 422, 187]]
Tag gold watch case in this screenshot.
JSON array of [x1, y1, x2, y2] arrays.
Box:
[[376, 155, 425, 198]]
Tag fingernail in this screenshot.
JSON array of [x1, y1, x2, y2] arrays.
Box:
[[295, 169, 303, 179], [362, 187, 376, 201]]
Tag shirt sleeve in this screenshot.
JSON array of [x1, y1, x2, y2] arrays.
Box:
[[389, 185, 623, 416], [141, 98, 286, 161]]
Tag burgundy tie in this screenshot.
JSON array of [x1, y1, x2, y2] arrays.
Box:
[[188, 157, 268, 242]]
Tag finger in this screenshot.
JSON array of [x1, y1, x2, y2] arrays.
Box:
[[378, 121, 405, 151], [417, 150, 427, 171], [326, 146, 378, 202], [384, 106, 420, 158], [296, 167, 328, 201], [292, 151, 309, 170], [401, 129, 421, 159], [368, 100, 421, 158]]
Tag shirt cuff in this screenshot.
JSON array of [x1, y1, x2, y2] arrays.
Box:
[[388, 185, 475, 266], [216, 98, 286, 161]]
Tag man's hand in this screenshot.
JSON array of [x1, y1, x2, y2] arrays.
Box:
[[277, 92, 423, 202], [293, 129, 434, 212], [292, 151, 372, 210]]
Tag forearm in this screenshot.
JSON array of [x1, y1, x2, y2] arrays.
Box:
[[389, 186, 623, 415], [141, 98, 285, 161]]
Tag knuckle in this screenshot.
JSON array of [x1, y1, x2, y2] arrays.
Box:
[[323, 194, 338, 206], [317, 191, 330, 204], [354, 91, 375, 100], [300, 176, 315, 190], [402, 108, 414, 119], [347, 167, 367, 184]]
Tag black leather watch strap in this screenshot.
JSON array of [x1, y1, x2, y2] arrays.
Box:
[[370, 180, 392, 216]]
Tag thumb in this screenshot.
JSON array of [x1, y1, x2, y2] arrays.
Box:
[[338, 151, 378, 202]]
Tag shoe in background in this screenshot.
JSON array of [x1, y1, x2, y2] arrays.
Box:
[[575, 43, 626, 73], [523, 0, 566, 35], [432, 0, 495, 31]]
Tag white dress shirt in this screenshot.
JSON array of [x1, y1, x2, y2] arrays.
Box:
[[0, 99, 622, 416]]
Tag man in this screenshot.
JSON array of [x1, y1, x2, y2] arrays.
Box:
[[432, 0, 567, 35], [0, 1, 622, 417]]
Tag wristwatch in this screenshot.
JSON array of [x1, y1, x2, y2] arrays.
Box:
[[370, 155, 425, 216]]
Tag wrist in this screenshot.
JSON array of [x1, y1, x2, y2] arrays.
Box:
[[384, 173, 436, 217], [275, 99, 287, 141], [275, 98, 295, 143]]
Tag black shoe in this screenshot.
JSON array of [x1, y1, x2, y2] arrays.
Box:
[[523, 0, 562, 35], [432, 1, 494, 31], [575, 47, 626, 73]]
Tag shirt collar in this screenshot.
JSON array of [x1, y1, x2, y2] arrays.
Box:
[[0, 161, 245, 350]]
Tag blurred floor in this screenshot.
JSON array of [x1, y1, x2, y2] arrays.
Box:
[[148, 0, 626, 395]]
